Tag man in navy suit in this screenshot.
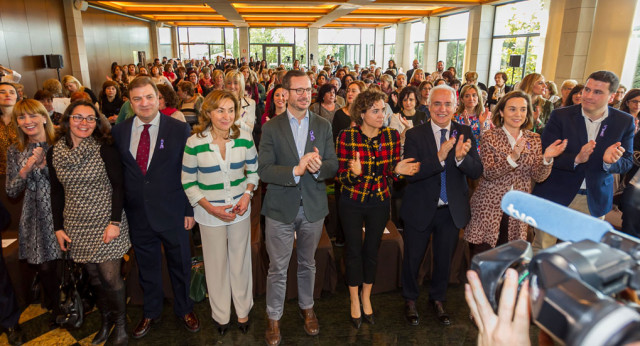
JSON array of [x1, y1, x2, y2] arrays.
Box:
[[532, 71, 635, 252], [400, 84, 483, 326], [111, 77, 200, 338]]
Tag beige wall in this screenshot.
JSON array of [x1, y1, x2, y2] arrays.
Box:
[[82, 7, 152, 92], [0, 0, 72, 97]]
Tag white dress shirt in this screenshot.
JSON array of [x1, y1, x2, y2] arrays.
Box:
[[129, 112, 161, 169], [579, 108, 609, 189]]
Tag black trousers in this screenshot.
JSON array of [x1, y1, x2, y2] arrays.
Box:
[[402, 206, 458, 302], [0, 242, 20, 329], [130, 225, 193, 319], [340, 198, 390, 287]]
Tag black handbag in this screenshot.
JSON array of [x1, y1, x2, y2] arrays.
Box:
[[55, 247, 84, 329]]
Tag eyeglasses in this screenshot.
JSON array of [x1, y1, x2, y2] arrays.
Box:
[[70, 115, 98, 123], [288, 88, 312, 95], [628, 100, 640, 105]]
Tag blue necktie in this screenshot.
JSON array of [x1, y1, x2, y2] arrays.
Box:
[[439, 128, 448, 204]]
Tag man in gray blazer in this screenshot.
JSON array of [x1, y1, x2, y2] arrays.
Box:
[[258, 70, 338, 346]]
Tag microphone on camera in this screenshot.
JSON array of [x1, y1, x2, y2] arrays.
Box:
[[500, 190, 614, 243]]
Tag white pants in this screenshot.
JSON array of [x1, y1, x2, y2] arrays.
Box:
[[200, 217, 253, 324]]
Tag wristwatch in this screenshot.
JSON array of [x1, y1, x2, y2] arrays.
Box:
[[244, 190, 254, 198], [109, 221, 121, 227]]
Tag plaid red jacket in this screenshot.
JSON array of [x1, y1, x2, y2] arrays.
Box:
[[336, 126, 402, 203]]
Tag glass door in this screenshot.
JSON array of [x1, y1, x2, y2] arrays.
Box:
[[261, 44, 296, 69]]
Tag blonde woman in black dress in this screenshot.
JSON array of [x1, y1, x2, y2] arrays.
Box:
[[48, 100, 130, 346]]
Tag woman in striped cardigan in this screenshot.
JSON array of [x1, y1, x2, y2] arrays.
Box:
[[181, 90, 258, 335]]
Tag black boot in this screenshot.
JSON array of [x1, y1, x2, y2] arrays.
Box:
[[91, 286, 112, 345], [106, 288, 128, 346]]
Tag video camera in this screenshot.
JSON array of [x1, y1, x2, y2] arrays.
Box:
[[471, 188, 640, 346]]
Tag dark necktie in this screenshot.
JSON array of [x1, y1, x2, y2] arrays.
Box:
[[440, 128, 448, 204], [136, 124, 151, 175]]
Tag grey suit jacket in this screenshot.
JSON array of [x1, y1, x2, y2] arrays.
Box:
[[258, 110, 338, 223]]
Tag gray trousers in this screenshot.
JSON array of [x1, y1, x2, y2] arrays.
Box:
[[265, 206, 323, 320]]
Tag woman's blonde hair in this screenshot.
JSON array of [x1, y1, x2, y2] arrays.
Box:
[[224, 70, 246, 99], [12, 99, 56, 152], [194, 90, 240, 140], [61, 75, 84, 97]]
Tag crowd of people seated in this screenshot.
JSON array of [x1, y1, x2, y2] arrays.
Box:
[[0, 54, 638, 346]]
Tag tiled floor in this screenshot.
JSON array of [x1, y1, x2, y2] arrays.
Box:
[[2, 247, 541, 346]]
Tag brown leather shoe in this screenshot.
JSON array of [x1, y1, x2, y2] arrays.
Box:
[[265, 318, 281, 346], [132, 317, 160, 339], [299, 308, 319, 336], [182, 312, 200, 333]]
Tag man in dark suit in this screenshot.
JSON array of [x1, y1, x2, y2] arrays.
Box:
[[532, 71, 635, 252], [400, 84, 483, 326], [111, 77, 199, 338], [258, 70, 338, 346]]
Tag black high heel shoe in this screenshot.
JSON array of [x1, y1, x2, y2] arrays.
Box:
[[238, 320, 250, 334], [351, 315, 362, 329], [363, 312, 375, 325], [216, 322, 229, 336]]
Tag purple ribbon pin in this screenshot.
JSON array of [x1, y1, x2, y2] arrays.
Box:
[[600, 124, 607, 137], [309, 130, 315, 142], [526, 141, 531, 150], [451, 130, 458, 139], [160, 139, 165, 149], [379, 142, 382, 152]]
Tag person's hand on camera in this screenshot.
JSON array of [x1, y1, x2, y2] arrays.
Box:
[[465, 268, 531, 346]]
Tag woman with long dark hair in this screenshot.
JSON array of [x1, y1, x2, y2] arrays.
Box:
[[261, 84, 286, 125], [49, 100, 130, 345]]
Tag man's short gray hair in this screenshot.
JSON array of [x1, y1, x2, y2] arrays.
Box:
[[427, 84, 457, 106]]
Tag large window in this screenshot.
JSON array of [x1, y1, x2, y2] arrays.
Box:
[[383, 26, 396, 67], [178, 27, 237, 60], [438, 12, 468, 77], [410, 21, 426, 66], [317, 28, 374, 69], [249, 28, 307, 69], [488, 0, 546, 85], [623, 3, 640, 88]]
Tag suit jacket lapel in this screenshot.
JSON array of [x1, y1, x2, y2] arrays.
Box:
[[424, 120, 439, 158], [147, 114, 170, 173], [278, 111, 301, 159], [574, 107, 589, 144], [120, 117, 140, 167]]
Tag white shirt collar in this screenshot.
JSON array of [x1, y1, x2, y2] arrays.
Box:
[[286, 108, 309, 122], [430, 120, 452, 134], [580, 106, 609, 124], [134, 112, 161, 128]]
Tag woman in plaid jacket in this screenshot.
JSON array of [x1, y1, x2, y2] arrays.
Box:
[[335, 89, 419, 329]]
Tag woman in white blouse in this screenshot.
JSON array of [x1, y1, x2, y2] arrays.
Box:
[[181, 90, 258, 336]]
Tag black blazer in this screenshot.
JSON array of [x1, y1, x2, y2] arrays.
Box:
[[486, 85, 513, 107], [400, 120, 483, 230], [112, 114, 193, 232]]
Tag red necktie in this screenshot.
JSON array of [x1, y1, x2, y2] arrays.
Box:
[[136, 124, 151, 175]]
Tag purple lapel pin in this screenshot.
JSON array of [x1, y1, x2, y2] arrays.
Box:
[[526, 141, 531, 150], [160, 139, 165, 149], [451, 129, 458, 140], [600, 124, 607, 137], [309, 130, 315, 142]]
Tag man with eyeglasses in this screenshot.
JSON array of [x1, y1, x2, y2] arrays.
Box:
[[111, 77, 200, 339], [532, 71, 635, 252], [400, 84, 482, 327], [258, 70, 338, 346]]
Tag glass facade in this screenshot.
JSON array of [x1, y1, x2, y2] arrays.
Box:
[[488, 0, 546, 85], [437, 12, 469, 76]]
